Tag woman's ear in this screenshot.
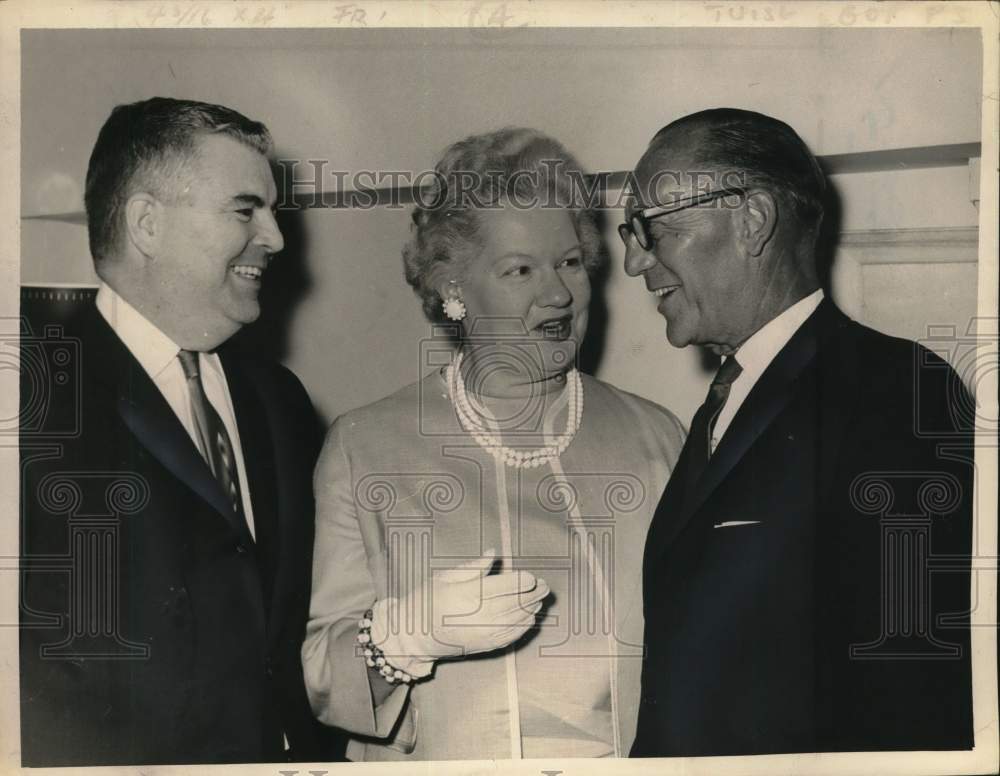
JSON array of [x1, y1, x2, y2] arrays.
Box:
[[741, 190, 778, 258], [438, 279, 462, 303], [438, 279, 468, 323], [124, 192, 163, 258]]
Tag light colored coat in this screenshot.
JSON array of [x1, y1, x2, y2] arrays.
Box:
[[303, 371, 684, 760]]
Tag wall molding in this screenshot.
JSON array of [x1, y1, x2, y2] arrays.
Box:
[[837, 226, 979, 264], [818, 143, 981, 175], [830, 226, 979, 324]]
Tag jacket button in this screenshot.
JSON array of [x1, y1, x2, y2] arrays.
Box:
[[265, 660, 274, 678], [235, 543, 248, 555]]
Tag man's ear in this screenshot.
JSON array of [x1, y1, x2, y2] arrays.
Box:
[[740, 190, 778, 258], [124, 192, 163, 258]]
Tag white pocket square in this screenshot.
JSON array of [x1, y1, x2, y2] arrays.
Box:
[[713, 520, 762, 529]]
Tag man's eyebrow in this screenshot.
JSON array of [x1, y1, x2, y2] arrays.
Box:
[[228, 193, 267, 207], [652, 211, 697, 230]]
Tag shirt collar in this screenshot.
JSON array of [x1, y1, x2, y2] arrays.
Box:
[[95, 282, 182, 381], [734, 289, 825, 379]]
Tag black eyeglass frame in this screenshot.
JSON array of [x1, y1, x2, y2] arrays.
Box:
[[618, 187, 745, 250]]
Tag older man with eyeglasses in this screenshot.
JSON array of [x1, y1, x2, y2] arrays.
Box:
[[622, 108, 975, 758]]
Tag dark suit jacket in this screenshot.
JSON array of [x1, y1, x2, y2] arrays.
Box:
[[632, 299, 974, 757], [19, 303, 343, 765]]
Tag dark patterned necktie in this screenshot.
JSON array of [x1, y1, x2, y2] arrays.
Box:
[[681, 355, 744, 503], [177, 350, 246, 522]]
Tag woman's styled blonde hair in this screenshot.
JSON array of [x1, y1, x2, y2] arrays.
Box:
[[402, 127, 606, 322]]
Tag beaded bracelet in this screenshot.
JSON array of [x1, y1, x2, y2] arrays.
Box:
[[356, 608, 413, 685]]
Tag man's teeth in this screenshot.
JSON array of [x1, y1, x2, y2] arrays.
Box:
[[653, 286, 677, 297], [231, 265, 263, 280]]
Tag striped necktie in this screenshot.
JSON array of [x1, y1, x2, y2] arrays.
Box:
[[177, 350, 247, 524]]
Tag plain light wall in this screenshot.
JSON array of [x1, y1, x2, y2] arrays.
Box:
[[20, 27, 983, 425]]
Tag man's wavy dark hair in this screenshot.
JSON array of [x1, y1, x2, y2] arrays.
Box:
[[651, 108, 827, 235], [85, 97, 272, 261]]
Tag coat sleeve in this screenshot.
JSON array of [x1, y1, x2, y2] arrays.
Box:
[[301, 417, 414, 747]]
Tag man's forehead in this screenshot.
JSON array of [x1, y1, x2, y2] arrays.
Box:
[[190, 134, 267, 171], [632, 167, 705, 208], [631, 129, 707, 202], [189, 134, 275, 195]]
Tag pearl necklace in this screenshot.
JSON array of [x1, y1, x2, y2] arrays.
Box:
[[445, 351, 584, 469]]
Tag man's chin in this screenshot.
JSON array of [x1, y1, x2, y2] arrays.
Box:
[[664, 323, 692, 350], [229, 300, 262, 326], [239, 308, 261, 325], [193, 307, 257, 349]]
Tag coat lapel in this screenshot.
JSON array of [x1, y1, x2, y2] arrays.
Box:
[[82, 307, 251, 530], [647, 300, 849, 563], [642, 433, 697, 581], [682, 333, 819, 520], [117, 386, 237, 524]]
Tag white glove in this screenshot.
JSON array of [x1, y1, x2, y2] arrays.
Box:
[[370, 549, 549, 678]]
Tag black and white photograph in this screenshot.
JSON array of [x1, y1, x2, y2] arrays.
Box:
[[1, 2, 997, 774]]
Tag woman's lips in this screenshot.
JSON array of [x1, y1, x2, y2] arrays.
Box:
[[535, 315, 573, 339]]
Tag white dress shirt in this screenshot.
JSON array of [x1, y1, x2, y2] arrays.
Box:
[[96, 283, 256, 538], [711, 289, 825, 454]]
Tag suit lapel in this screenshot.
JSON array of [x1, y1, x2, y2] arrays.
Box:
[[647, 300, 849, 563], [642, 434, 696, 581], [682, 328, 820, 520], [82, 307, 251, 530], [117, 386, 237, 523]]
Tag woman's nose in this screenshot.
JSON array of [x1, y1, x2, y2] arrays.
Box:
[[623, 239, 657, 277], [537, 270, 572, 308]]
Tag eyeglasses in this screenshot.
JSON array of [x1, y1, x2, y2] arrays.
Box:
[[618, 187, 745, 250]]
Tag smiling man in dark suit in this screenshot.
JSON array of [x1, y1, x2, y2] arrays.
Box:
[[20, 97, 341, 765], [622, 108, 975, 756]]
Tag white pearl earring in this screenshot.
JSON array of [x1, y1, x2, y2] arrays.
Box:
[[442, 296, 467, 321], [442, 281, 467, 321]]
